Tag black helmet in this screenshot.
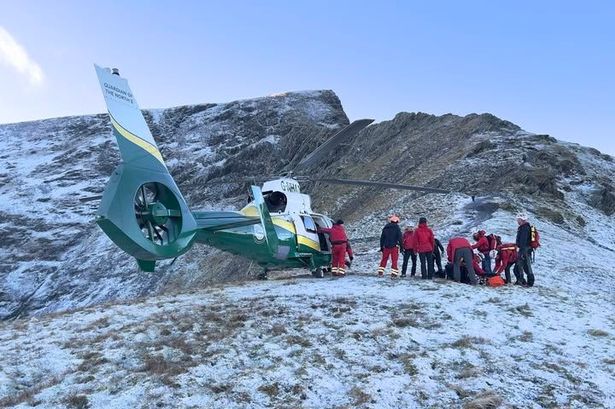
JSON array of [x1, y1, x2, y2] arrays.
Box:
[[335, 219, 344, 225]]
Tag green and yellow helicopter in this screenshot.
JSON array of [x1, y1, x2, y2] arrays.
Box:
[[93, 65, 449, 277]]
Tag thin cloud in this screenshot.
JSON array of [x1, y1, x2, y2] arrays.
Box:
[[0, 26, 44, 86]]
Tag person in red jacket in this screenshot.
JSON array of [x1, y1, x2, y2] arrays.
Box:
[[318, 219, 353, 276], [446, 237, 478, 285], [401, 225, 417, 277], [495, 243, 518, 284], [413, 217, 435, 279], [472, 230, 493, 276]]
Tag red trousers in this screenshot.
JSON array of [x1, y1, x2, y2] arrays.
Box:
[[331, 244, 347, 268], [379, 247, 399, 270]]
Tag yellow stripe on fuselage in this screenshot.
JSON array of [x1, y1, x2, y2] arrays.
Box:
[[241, 206, 259, 217], [110, 115, 165, 166], [297, 235, 321, 251], [272, 218, 295, 233], [239, 207, 320, 250]]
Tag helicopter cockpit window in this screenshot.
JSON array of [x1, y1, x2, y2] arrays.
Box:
[[301, 216, 318, 233], [264, 191, 287, 213]]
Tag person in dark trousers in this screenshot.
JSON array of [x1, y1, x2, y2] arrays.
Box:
[[401, 225, 417, 277], [432, 238, 445, 277], [515, 213, 535, 286], [446, 237, 478, 285], [378, 215, 404, 277], [413, 217, 435, 279]]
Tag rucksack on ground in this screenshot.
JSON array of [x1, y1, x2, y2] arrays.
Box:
[[487, 275, 506, 287]]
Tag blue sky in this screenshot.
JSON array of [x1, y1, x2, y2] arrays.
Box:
[[1, 0, 614, 154]]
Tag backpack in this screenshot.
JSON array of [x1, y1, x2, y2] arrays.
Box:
[[486, 234, 501, 251], [530, 226, 540, 249], [487, 275, 506, 287]]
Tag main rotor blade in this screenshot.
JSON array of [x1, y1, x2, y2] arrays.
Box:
[[206, 177, 270, 185], [296, 118, 374, 169], [314, 178, 451, 194]]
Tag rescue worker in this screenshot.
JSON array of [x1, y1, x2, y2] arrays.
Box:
[[494, 242, 519, 284], [401, 225, 417, 277], [318, 220, 353, 276], [432, 238, 445, 277], [515, 213, 535, 286], [472, 230, 493, 276], [446, 237, 478, 285], [378, 215, 403, 277], [413, 217, 435, 279]]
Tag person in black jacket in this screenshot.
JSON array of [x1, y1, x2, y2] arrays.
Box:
[[515, 213, 535, 286], [432, 238, 445, 277], [378, 215, 403, 277]]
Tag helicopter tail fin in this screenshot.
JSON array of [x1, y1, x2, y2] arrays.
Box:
[[94, 64, 168, 170], [250, 186, 281, 257], [94, 64, 197, 271]]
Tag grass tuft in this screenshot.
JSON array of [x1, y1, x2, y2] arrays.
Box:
[[463, 389, 503, 409], [64, 394, 90, 409], [451, 336, 489, 349], [587, 329, 609, 337]]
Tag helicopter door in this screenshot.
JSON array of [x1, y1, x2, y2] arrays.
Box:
[[310, 215, 331, 252], [295, 215, 323, 253]]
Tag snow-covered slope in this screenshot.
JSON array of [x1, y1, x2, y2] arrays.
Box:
[[1, 215, 613, 408]]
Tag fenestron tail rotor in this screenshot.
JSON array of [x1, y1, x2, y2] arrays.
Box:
[[134, 182, 183, 246]]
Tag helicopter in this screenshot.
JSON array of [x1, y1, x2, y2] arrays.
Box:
[[93, 65, 451, 277]]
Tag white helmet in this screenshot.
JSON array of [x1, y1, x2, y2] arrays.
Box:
[[516, 212, 528, 221]]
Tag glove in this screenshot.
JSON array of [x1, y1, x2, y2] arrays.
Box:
[[345, 260, 352, 268], [473, 248, 479, 256], [379, 247, 383, 252], [349, 256, 354, 261], [489, 250, 497, 259]]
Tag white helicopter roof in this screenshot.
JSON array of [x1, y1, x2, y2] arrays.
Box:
[[261, 178, 313, 215], [262, 178, 301, 194]]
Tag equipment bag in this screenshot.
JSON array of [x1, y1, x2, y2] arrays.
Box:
[[530, 226, 541, 249], [487, 275, 506, 287]]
